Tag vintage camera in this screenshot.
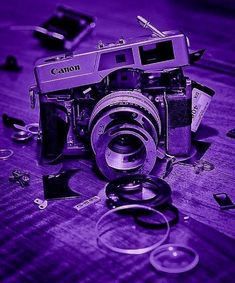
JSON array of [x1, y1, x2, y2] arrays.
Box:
[[31, 17, 214, 180]]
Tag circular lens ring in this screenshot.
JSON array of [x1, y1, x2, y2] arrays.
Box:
[[150, 244, 199, 273], [90, 106, 159, 155], [95, 124, 157, 180], [106, 175, 172, 207], [89, 90, 162, 135], [96, 204, 170, 255], [105, 133, 147, 171], [0, 149, 14, 160], [135, 204, 179, 229]]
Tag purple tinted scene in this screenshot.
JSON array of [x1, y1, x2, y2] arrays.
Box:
[[0, 0, 235, 282]]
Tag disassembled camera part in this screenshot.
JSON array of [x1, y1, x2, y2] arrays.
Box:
[[31, 16, 214, 180], [106, 175, 171, 208], [176, 159, 214, 174], [191, 82, 215, 133], [193, 160, 214, 174], [162, 157, 175, 179], [33, 5, 95, 50], [183, 215, 190, 221], [150, 244, 199, 273], [213, 193, 235, 210], [189, 49, 205, 64], [2, 113, 25, 128], [137, 16, 165, 37], [43, 169, 81, 200], [96, 204, 170, 255], [14, 123, 39, 135], [34, 198, 48, 210], [0, 55, 22, 71], [74, 196, 101, 212], [226, 128, 235, 139], [0, 149, 14, 160], [11, 130, 33, 142], [25, 123, 40, 135], [9, 169, 30, 187]]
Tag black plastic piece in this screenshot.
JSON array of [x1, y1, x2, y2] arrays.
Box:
[[213, 193, 235, 210], [40, 103, 69, 161], [189, 49, 205, 64], [43, 169, 81, 200], [0, 56, 22, 72], [2, 113, 25, 128], [226, 128, 235, 139]]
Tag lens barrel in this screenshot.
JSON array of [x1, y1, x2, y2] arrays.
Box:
[[89, 90, 161, 180]]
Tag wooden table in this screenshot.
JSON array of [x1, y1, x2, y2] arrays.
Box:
[[0, 0, 235, 282]]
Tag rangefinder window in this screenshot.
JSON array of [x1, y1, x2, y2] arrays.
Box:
[[98, 48, 134, 71], [139, 41, 174, 65]]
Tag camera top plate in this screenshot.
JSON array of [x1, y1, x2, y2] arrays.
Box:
[[34, 30, 189, 93]]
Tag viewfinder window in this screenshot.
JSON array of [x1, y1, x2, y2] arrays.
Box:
[[139, 41, 174, 65]]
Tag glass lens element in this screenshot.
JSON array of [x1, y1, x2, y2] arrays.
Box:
[[96, 204, 170, 254], [150, 244, 199, 273]]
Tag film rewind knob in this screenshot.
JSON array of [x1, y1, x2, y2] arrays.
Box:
[[137, 16, 165, 38]]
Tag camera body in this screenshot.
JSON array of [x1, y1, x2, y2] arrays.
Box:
[[31, 28, 209, 179]]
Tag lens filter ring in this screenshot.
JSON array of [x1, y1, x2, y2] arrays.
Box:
[[96, 204, 170, 255], [106, 174, 172, 207]]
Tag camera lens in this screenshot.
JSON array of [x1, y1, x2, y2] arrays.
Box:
[[109, 134, 142, 154], [106, 134, 146, 171], [89, 90, 161, 179]]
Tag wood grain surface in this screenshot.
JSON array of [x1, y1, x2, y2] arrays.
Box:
[[0, 0, 235, 282]]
